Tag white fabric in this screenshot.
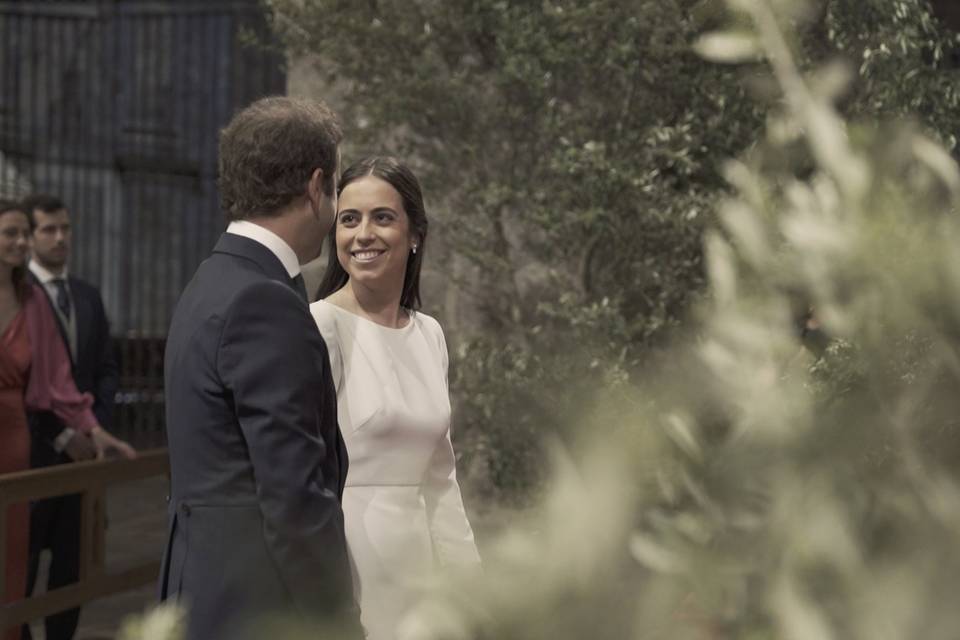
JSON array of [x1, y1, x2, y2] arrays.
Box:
[[310, 300, 480, 640], [52, 427, 77, 453], [28, 259, 67, 283], [29, 260, 77, 360], [225, 220, 300, 277]]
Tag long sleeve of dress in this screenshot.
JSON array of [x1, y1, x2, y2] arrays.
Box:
[[23, 285, 98, 433], [421, 320, 481, 566]]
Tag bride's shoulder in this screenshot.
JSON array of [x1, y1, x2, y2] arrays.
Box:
[[412, 310, 445, 341], [309, 299, 340, 338]]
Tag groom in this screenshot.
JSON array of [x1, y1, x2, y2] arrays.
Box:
[[160, 97, 359, 639]]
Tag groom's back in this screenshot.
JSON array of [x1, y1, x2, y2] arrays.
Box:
[[164, 249, 264, 501], [159, 95, 358, 640], [161, 247, 291, 637]]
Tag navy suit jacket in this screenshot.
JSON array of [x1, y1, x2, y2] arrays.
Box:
[[159, 233, 358, 639], [28, 272, 118, 467]]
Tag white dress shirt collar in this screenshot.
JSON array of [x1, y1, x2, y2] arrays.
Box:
[[29, 260, 68, 284], [225, 220, 300, 278]]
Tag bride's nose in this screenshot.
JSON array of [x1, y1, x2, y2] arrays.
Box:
[[357, 217, 376, 241]]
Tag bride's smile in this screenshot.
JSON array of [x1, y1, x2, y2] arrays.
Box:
[[335, 175, 417, 289]]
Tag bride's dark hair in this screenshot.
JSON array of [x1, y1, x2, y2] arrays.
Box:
[[314, 156, 429, 310]]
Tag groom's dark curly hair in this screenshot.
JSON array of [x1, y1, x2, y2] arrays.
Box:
[[218, 96, 342, 221]]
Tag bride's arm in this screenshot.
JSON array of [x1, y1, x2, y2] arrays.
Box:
[[423, 430, 482, 566], [422, 317, 481, 566]]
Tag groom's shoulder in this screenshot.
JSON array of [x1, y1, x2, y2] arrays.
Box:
[[190, 251, 275, 297], [176, 254, 294, 323]]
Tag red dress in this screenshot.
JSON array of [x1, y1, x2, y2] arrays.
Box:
[[0, 286, 99, 636], [0, 310, 30, 640]]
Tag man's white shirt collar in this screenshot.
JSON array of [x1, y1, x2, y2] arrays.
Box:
[[225, 220, 300, 278], [29, 260, 68, 284]]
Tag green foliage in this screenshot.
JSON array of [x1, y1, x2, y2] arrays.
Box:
[[822, 0, 960, 148], [116, 603, 185, 640], [269, 0, 761, 501], [268, 0, 759, 320], [267, 0, 960, 506], [390, 1, 960, 637], [129, 1, 960, 636]]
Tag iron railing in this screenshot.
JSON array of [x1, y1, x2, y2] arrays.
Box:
[[0, 0, 285, 442]]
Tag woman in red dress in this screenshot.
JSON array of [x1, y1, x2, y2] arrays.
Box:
[[0, 201, 133, 640], [0, 201, 32, 640]]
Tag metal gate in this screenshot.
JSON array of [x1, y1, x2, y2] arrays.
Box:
[[0, 0, 286, 442]]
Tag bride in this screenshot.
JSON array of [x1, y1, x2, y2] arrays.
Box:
[[310, 156, 481, 639]]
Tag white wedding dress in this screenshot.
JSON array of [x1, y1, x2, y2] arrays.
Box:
[[310, 300, 481, 640]]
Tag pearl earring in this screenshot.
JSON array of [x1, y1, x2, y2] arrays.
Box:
[[412, 245, 418, 254]]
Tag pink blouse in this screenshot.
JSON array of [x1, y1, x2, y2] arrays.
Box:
[[22, 283, 98, 433]]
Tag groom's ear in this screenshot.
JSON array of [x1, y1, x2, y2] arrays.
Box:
[[307, 168, 325, 202], [306, 168, 326, 214]]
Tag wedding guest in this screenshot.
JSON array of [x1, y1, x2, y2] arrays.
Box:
[[312, 157, 481, 640], [0, 201, 131, 640], [22, 194, 125, 640]]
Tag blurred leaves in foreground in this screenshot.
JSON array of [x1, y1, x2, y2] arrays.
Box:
[[129, 1, 960, 638], [266, 0, 960, 508], [394, 0, 960, 638]]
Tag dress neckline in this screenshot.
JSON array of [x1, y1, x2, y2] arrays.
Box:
[[316, 299, 416, 333]]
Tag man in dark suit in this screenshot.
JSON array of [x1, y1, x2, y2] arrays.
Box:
[[160, 96, 360, 640], [22, 193, 136, 640]]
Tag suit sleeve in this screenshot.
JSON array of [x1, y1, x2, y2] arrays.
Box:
[[90, 288, 118, 429], [421, 320, 482, 566], [216, 280, 359, 623]]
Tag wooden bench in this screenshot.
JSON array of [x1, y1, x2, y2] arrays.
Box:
[[0, 449, 169, 632]]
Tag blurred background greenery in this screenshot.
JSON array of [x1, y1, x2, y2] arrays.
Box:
[[197, 0, 960, 638], [269, 0, 960, 507]]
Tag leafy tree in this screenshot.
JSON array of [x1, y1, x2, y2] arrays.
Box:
[[129, 1, 960, 636], [267, 0, 960, 505], [267, 0, 762, 503], [390, 1, 960, 637]]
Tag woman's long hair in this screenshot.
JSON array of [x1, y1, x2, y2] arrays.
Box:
[[315, 156, 429, 310], [0, 200, 31, 303]]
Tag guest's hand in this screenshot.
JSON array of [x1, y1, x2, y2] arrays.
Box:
[[63, 432, 98, 462], [90, 426, 138, 460]]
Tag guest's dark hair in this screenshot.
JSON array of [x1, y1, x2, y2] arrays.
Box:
[[21, 193, 66, 230], [315, 157, 429, 310], [218, 96, 342, 221], [0, 200, 31, 302]]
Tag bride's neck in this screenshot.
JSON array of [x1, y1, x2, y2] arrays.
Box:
[[340, 280, 406, 328]]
